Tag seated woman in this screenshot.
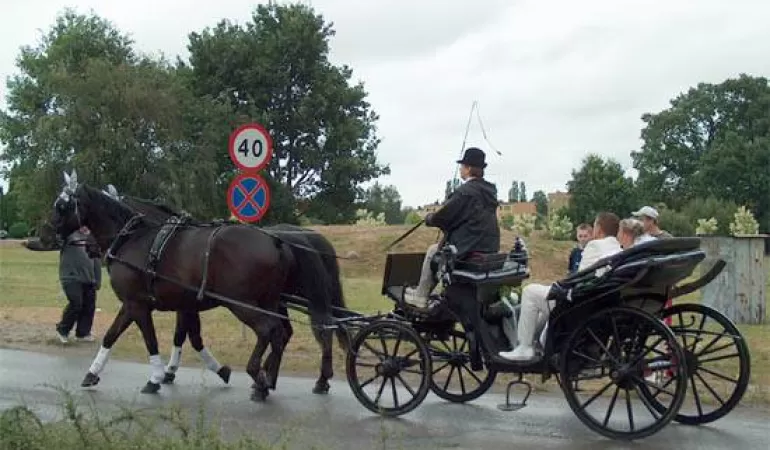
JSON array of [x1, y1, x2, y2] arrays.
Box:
[[404, 147, 501, 308], [617, 217, 657, 249], [498, 212, 623, 361]]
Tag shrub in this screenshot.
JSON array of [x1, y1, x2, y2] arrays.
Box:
[[681, 197, 738, 235], [729, 206, 760, 235], [511, 214, 536, 237], [499, 214, 515, 230], [695, 217, 718, 235], [547, 213, 574, 241], [657, 208, 693, 237], [8, 222, 29, 239], [355, 209, 386, 226], [404, 211, 422, 225]]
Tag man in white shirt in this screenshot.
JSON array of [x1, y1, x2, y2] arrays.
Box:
[[499, 212, 623, 361]]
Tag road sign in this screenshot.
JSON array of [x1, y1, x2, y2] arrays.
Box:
[[228, 123, 274, 172], [227, 173, 271, 223]]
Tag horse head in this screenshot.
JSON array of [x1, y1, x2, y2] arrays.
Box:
[[48, 170, 137, 250]]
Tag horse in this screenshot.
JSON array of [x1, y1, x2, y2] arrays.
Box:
[[42, 171, 336, 401], [111, 191, 350, 394]]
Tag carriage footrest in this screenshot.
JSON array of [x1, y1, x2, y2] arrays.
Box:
[[497, 376, 532, 412]]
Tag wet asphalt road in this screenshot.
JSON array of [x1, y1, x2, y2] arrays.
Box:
[[1, 348, 768, 449]]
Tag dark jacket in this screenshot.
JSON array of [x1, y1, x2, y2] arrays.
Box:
[[425, 178, 500, 258], [59, 231, 102, 287], [568, 246, 583, 274]]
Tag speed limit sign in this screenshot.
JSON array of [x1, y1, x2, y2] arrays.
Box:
[[228, 123, 274, 172]]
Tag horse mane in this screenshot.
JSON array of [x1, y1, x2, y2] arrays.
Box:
[[79, 184, 137, 225]]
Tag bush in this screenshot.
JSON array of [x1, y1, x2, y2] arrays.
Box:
[[547, 213, 574, 241], [658, 208, 693, 237], [695, 217, 718, 235], [8, 222, 29, 239], [354, 209, 386, 226], [681, 197, 738, 235], [511, 214, 536, 237], [729, 206, 760, 235], [499, 214, 515, 230], [404, 211, 422, 225]]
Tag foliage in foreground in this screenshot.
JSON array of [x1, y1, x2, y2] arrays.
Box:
[[0, 387, 305, 450]]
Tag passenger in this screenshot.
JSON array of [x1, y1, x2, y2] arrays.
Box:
[[498, 212, 622, 361], [403, 147, 501, 308], [631, 206, 673, 239], [568, 223, 593, 274], [617, 217, 657, 249]]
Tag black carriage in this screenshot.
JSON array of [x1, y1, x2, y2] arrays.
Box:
[[343, 237, 752, 440]]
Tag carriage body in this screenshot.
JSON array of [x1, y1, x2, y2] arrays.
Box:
[[345, 237, 752, 441]]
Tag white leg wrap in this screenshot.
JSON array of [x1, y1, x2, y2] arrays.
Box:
[[199, 348, 222, 372], [88, 346, 111, 375], [165, 346, 182, 372], [149, 354, 164, 384]]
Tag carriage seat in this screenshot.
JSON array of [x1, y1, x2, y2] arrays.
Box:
[[450, 253, 529, 285]]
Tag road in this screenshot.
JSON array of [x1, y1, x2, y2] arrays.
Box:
[[0, 348, 768, 449]]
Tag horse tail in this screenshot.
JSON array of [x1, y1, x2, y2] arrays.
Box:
[[314, 234, 350, 352]]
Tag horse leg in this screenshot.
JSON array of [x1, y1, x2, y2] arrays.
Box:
[[162, 311, 187, 384], [263, 306, 293, 390], [132, 306, 165, 394], [81, 304, 133, 388], [248, 331, 272, 402], [312, 326, 334, 395], [186, 310, 231, 384]]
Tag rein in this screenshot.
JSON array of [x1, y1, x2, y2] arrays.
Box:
[[382, 220, 425, 251]]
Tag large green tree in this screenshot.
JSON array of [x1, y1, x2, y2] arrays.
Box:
[[566, 154, 637, 224], [184, 3, 387, 223], [360, 182, 405, 225], [632, 74, 770, 230]]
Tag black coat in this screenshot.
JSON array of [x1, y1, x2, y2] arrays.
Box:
[[425, 178, 500, 259]]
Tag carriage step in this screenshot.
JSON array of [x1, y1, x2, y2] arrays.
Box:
[[497, 376, 532, 412]]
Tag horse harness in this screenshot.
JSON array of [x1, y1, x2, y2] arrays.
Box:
[[106, 213, 226, 304]]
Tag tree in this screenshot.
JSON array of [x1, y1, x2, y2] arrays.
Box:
[[632, 74, 770, 230], [185, 3, 388, 223], [519, 181, 527, 203], [360, 182, 404, 225], [566, 154, 637, 224], [532, 190, 548, 217], [507, 180, 519, 203], [445, 178, 460, 200]]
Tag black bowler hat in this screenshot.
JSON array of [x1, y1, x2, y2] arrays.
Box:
[[456, 147, 487, 168]]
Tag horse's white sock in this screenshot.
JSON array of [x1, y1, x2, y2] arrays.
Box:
[[88, 346, 111, 375], [165, 346, 182, 372], [199, 348, 222, 372], [149, 354, 164, 384]]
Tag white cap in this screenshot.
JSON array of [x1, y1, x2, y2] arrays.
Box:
[[632, 206, 659, 220]]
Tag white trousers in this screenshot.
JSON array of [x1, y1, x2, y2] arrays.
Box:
[[413, 243, 439, 297], [517, 283, 555, 348]]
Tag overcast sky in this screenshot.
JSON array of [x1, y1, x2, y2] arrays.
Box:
[[2, 0, 770, 207]]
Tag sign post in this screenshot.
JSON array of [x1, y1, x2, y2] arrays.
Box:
[[227, 123, 273, 223]]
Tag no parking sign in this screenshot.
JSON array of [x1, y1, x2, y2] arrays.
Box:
[[226, 122, 274, 222]]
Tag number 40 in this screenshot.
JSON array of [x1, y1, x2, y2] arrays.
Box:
[[238, 139, 263, 158]]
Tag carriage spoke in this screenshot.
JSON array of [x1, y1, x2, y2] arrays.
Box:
[[456, 363, 467, 394], [633, 383, 662, 420], [603, 385, 621, 427], [587, 329, 618, 364], [431, 361, 451, 376], [697, 366, 738, 384], [696, 333, 723, 356], [461, 364, 484, 385], [627, 336, 665, 368], [573, 350, 602, 365], [690, 373, 705, 417], [578, 381, 614, 411], [698, 341, 737, 358], [625, 389, 635, 432], [362, 341, 386, 359], [698, 353, 740, 364], [630, 375, 676, 398], [676, 311, 689, 350], [373, 376, 388, 405], [395, 373, 416, 397], [360, 374, 380, 389], [695, 371, 726, 406], [390, 377, 400, 409], [442, 366, 456, 391]]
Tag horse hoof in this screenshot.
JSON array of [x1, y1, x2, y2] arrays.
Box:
[[312, 383, 330, 395], [250, 388, 269, 401], [161, 372, 176, 384], [217, 366, 232, 384], [81, 372, 100, 388], [141, 381, 161, 394]]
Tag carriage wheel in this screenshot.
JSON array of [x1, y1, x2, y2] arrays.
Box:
[[639, 303, 751, 425], [425, 320, 497, 403], [345, 319, 432, 417], [560, 306, 688, 440]]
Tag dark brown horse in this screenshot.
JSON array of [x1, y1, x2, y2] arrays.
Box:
[[43, 171, 336, 401], [113, 191, 350, 394]]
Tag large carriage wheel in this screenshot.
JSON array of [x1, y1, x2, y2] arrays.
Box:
[[560, 306, 688, 440], [345, 319, 432, 417], [640, 303, 751, 425], [425, 319, 498, 403]]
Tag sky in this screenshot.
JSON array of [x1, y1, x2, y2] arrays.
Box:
[[1, 0, 770, 208]]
